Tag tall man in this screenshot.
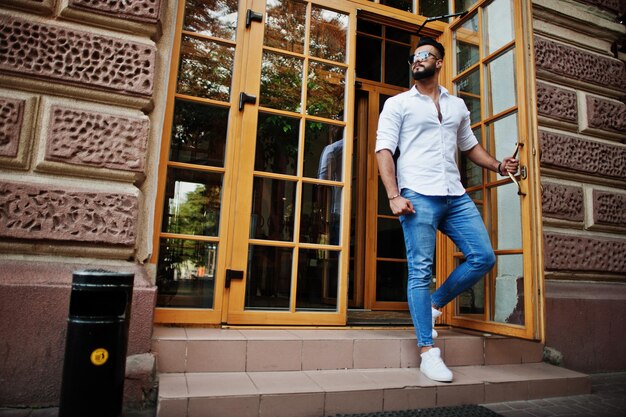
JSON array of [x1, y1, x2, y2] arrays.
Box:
[[376, 37, 519, 382]]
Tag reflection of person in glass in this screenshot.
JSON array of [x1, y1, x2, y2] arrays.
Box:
[[317, 124, 343, 245], [376, 37, 519, 383]]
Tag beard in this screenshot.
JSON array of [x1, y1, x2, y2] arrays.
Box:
[[412, 66, 436, 80]]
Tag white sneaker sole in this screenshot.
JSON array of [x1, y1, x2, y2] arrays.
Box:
[[420, 367, 453, 382]]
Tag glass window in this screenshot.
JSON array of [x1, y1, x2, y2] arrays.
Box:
[[356, 35, 382, 81], [264, 0, 307, 53], [249, 177, 297, 241], [493, 254, 524, 325], [454, 13, 479, 75], [420, 0, 449, 18], [310, 6, 349, 63], [485, 49, 516, 116], [260, 51, 304, 112], [245, 245, 293, 310], [183, 0, 238, 41], [483, 0, 514, 56], [296, 249, 339, 311], [254, 112, 300, 175]]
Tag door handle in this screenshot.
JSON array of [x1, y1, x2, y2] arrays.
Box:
[[246, 9, 263, 27], [239, 92, 257, 111], [225, 269, 244, 288]]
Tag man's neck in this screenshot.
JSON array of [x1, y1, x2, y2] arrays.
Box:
[[414, 78, 439, 98]]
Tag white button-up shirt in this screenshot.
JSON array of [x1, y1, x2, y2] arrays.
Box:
[[375, 85, 478, 196]]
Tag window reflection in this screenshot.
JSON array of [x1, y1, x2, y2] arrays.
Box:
[[303, 120, 344, 179], [170, 100, 228, 167], [310, 6, 348, 63], [183, 0, 238, 41], [255, 113, 300, 175], [460, 127, 483, 188], [454, 13, 479, 74], [300, 183, 342, 245], [264, 0, 307, 53], [260, 51, 303, 112], [420, 0, 449, 18], [245, 245, 292, 310], [491, 182, 522, 250], [486, 49, 516, 116], [307, 61, 345, 118], [250, 177, 297, 241], [296, 249, 339, 311], [376, 261, 408, 302], [493, 254, 524, 325], [455, 68, 481, 124], [177, 36, 235, 101], [162, 168, 222, 237], [356, 35, 382, 81], [156, 239, 217, 308], [381, 0, 413, 13], [483, 0, 514, 55]]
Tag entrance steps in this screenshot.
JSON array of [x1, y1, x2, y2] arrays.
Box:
[[152, 327, 590, 417]]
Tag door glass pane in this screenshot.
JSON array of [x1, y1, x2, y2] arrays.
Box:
[[156, 239, 217, 308], [245, 245, 292, 310], [255, 112, 300, 175], [296, 249, 339, 311], [170, 100, 228, 167], [386, 27, 411, 43], [310, 6, 348, 63], [260, 51, 303, 112], [468, 189, 484, 215], [250, 177, 297, 241], [486, 49, 516, 116], [455, 68, 481, 124], [490, 182, 522, 250], [420, 0, 449, 18], [307, 61, 346, 118], [385, 41, 411, 88], [486, 112, 518, 163], [356, 35, 382, 81], [357, 19, 381, 36], [162, 168, 223, 236], [377, 217, 405, 259], [493, 254, 524, 325], [454, 13, 479, 75], [457, 257, 485, 315], [376, 261, 407, 302], [177, 36, 235, 101], [381, 0, 413, 13], [460, 152, 482, 189], [483, 0, 514, 56], [183, 0, 238, 41], [300, 183, 342, 245], [303, 121, 344, 180], [456, 0, 478, 12], [264, 0, 307, 53]]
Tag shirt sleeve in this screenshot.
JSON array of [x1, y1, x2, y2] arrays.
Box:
[[457, 106, 478, 152], [375, 97, 402, 154]]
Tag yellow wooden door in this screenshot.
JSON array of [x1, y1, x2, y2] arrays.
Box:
[[225, 0, 357, 325], [442, 0, 543, 340]]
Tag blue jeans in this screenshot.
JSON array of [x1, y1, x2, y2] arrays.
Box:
[[399, 189, 496, 347]]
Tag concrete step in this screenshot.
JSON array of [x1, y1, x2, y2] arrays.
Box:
[[156, 363, 591, 417], [152, 327, 545, 373]]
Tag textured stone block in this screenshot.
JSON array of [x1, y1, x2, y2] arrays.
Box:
[[593, 190, 626, 227], [539, 130, 626, 179], [541, 182, 583, 221], [1, 0, 55, 14], [67, 0, 161, 23], [536, 83, 578, 123], [0, 15, 155, 97], [585, 95, 626, 135], [544, 232, 626, 273], [0, 181, 137, 245], [0, 97, 24, 158], [534, 36, 626, 92], [44, 104, 149, 172]]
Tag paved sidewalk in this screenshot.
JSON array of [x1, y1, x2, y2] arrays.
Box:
[[482, 372, 626, 417], [1, 372, 624, 417]]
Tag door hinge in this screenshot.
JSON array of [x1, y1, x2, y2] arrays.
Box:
[[225, 269, 244, 288], [239, 92, 257, 111], [246, 9, 263, 28]]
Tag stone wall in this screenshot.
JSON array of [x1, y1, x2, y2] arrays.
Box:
[[533, 0, 626, 372], [0, 0, 165, 408]]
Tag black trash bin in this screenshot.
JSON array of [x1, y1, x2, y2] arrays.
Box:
[[59, 269, 134, 417]]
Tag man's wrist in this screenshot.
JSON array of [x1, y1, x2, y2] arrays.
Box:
[[497, 162, 503, 175], [388, 193, 401, 200]]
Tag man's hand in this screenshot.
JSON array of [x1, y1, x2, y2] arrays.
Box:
[[389, 196, 416, 216], [500, 156, 519, 175]]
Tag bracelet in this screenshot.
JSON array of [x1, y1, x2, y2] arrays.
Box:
[[388, 194, 401, 200], [497, 162, 503, 175]]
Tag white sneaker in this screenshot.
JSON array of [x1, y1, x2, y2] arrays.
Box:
[[420, 347, 453, 382], [432, 308, 442, 338]]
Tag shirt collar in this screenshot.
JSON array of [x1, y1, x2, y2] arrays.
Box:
[[409, 84, 449, 97]]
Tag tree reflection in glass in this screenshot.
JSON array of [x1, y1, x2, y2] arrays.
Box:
[[264, 0, 307, 53], [310, 6, 348, 63], [183, 0, 239, 41], [177, 36, 235, 101], [260, 51, 303, 112], [307, 61, 345, 118]]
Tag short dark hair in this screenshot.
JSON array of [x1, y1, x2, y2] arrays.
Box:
[[417, 37, 445, 59]]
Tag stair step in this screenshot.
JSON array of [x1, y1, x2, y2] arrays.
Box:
[[152, 327, 544, 373], [156, 363, 591, 417]]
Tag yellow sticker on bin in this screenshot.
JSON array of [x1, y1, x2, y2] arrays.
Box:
[[91, 348, 109, 366]]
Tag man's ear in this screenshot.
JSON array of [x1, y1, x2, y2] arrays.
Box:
[[436, 59, 443, 70]]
